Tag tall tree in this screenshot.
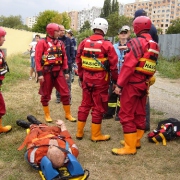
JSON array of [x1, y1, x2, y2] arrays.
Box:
[[32, 10, 71, 33], [107, 13, 132, 38], [51, 12, 71, 29], [100, 0, 111, 18], [112, 0, 119, 14], [79, 21, 91, 33], [32, 10, 59, 33], [166, 18, 180, 34], [0, 15, 31, 30]]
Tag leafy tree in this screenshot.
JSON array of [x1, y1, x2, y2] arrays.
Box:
[[32, 10, 59, 33], [107, 13, 132, 38], [79, 21, 91, 33], [100, 0, 111, 18], [76, 29, 93, 45], [0, 15, 31, 30], [157, 28, 163, 35], [166, 18, 180, 34], [112, 0, 119, 14], [32, 10, 71, 33], [51, 12, 71, 29]]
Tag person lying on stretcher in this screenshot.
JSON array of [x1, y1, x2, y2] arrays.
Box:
[[16, 115, 79, 169]]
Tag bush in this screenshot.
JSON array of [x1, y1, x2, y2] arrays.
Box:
[[157, 55, 180, 79]]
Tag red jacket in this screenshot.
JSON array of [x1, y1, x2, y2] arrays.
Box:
[[35, 36, 68, 76], [76, 34, 118, 83], [18, 124, 79, 166], [0, 50, 5, 82], [117, 33, 155, 87]]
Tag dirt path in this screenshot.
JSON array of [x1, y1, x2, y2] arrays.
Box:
[[149, 73, 180, 119]]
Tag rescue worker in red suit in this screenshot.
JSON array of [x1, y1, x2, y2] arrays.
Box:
[[112, 16, 160, 155], [76, 18, 118, 141], [0, 27, 12, 133], [35, 23, 76, 122], [17, 117, 78, 168]]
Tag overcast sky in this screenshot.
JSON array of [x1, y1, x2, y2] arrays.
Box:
[[1, 0, 135, 21]]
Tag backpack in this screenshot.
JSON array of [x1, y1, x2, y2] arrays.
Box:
[[147, 118, 180, 145]]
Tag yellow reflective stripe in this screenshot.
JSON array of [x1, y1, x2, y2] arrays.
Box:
[[152, 137, 159, 145], [81, 57, 106, 70], [117, 99, 120, 107], [159, 133, 167, 146], [108, 102, 117, 107], [139, 58, 156, 63], [81, 56, 108, 62]]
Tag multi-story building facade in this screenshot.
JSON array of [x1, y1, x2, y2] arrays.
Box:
[[25, 16, 37, 28], [124, 0, 180, 34], [68, 11, 78, 31], [77, 6, 101, 31]]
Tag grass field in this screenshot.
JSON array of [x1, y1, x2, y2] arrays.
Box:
[[0, 54, 180, 180]]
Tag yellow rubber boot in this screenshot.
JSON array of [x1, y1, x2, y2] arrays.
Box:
[[0, 119, 12, 133], [76, 121, 86, 140], [43, 106, 52, 122], [112, 133, 137, 155], [120, 129, 144, 149], [63, 105, 76, 122], [91, 123, 110, 142]]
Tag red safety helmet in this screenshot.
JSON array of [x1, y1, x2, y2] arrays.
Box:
[[46, 23, 60, 37], [133, 16, 151, 35], [0, 27, 6, 38]]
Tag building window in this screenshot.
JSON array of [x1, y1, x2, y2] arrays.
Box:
[[161, 24, 164, 27], [165, 24, 168, 27]]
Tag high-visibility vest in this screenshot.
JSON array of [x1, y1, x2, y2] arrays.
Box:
[[42, 40, 63, 66], [81, 38, 108, 71], [129, 37, 159, 76]]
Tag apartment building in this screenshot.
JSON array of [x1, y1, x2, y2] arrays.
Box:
[[77, 6, 101, 31], [25, 16, 37, 28], [68, 11, 78, 31], [124, 0, 180, 34]]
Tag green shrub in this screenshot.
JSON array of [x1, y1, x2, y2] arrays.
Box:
[[157, 55, 180, 79]]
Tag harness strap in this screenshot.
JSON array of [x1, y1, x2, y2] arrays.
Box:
[[159, 133, 167, 146], [152, 137, 159, 145]]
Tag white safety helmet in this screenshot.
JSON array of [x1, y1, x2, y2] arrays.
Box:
[[92, 18, 108, 35]]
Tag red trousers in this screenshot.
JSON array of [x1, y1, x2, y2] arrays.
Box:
[[119, 82, 148, 133], [0, 92, 6, 118], [78, 71, 109, 124], [39, 70, 70, 106]]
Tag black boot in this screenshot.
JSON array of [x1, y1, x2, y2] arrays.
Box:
[[16, 120, 31, 129], [27, 115, 42, 125]]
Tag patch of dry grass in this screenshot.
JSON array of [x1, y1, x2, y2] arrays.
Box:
[[0, 59, 180, 180]]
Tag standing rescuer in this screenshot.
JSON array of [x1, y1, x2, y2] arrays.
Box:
[[0, 27, 12, 133], [76, 18, 118, 141], [35, 23, 76, 122], [112, 16, 160, 155]]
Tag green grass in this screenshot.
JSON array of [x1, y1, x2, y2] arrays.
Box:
[[4, 54, 29, 87], [157, 55, 180, 79], [0, 54, 180, 180]]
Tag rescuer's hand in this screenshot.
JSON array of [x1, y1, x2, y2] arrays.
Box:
[[38, 76, 44, 83]]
